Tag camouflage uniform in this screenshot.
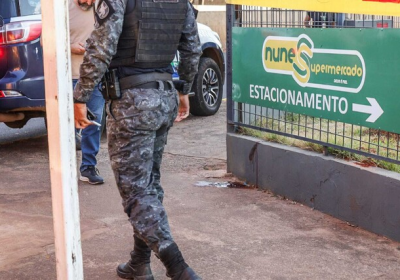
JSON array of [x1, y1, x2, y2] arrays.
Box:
[[73, 0, 201, 255]]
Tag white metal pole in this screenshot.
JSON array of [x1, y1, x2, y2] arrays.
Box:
[[41, 0, 84, 279]]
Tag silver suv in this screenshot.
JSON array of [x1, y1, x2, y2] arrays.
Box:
[[189, 22, 225, 116]]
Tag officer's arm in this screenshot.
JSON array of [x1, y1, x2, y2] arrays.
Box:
[[177, 2, 202, 95], [73, 0, 127, 103]]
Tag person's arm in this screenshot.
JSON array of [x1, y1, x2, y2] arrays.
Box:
[[73, 0, 126, 128], [174, 3, 202, 122], [175, 93, 190, 122], [177, 3, 202, 95], [73, 0, 126, 104]]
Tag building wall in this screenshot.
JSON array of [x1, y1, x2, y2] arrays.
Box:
[[195, 5, 226, 51]]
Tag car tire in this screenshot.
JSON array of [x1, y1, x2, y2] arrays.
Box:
[[4, 118, 29, 129], [190, 57, 223, 116]]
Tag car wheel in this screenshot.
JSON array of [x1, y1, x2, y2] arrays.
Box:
[[4, 118, 29, 129], [190, 57, 223, 116]]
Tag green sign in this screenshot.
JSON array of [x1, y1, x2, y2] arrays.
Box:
[[233, 28, 400, 133]]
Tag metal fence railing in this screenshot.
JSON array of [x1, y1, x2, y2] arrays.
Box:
[[226, 5, 400, 164], [233, 6, 400, 28]]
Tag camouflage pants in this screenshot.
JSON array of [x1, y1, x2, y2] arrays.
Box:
[[106, 81, 178, 254]]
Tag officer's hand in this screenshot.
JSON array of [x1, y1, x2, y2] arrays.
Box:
[[71, 42, 85, 55], [74, 103, 93, 129], [175, 93, 190, 122]]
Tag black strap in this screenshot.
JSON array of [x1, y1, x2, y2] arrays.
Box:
[[119, 72, 172, 90]]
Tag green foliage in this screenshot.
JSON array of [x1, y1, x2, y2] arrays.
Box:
[[239, 117, 400, 173]]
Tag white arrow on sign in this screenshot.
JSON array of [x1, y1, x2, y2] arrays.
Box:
[[352, 98, 384, 123]]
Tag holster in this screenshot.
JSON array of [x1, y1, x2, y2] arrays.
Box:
[[100, 69, 121, 101]]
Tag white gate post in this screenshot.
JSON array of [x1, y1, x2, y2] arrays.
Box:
[[41, 0, 84, 279]]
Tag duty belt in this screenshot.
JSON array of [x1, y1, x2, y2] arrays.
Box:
[[119, 72, 173, 91]]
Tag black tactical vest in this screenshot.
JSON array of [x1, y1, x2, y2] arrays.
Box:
[[109, 0, 188, 69]]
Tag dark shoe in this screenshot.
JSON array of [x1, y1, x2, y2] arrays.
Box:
[[171, 267, 202, 280], [116, 262, 154, 280], [80, 166, 104, 184], [159, 243, 201, 280], [117, 236, 154, 280]]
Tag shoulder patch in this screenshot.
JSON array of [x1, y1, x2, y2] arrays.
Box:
[[95, 0, 115, 27]]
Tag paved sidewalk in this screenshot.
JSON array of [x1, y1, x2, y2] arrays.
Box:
[[1, 102, 400, 279]]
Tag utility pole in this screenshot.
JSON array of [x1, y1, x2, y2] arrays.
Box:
[[41, 0, 84, 279]]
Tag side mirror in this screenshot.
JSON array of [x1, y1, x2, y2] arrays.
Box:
[[0, 16, 4, 27]]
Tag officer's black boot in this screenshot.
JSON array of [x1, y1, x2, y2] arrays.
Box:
[[159, 242, 202, 280], [116, 236, 154, 280]]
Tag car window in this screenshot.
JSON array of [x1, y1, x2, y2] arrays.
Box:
[[0, 1, 17, 19], [19, 0, 41, 16], [0, 0, 40, 19]]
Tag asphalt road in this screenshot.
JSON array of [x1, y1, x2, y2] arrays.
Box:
[[0, 118, 47, 145], [2, 102, 400, 279]]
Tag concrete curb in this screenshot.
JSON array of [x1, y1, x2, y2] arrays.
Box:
[[227, 133, 400, 242]]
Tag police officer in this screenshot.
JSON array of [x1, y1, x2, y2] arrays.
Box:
[[73, 0, 202, 279]]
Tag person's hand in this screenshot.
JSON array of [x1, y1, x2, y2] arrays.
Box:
[[175, 93, 190, 122], [74, 103, 93, 129], [71, 42, 85, 55]]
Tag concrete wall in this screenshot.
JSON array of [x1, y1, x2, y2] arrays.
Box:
[[227, 133, 400, 242], [195, 5, 226, 51]]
